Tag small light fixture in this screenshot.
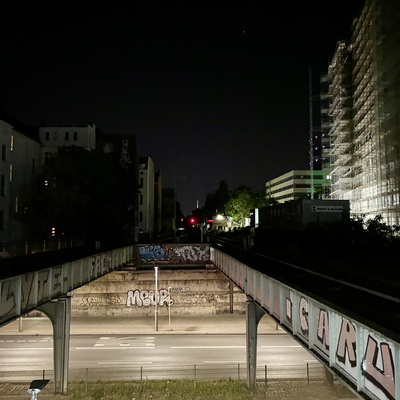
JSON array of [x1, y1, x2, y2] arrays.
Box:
[[27, 379, 49, 400]]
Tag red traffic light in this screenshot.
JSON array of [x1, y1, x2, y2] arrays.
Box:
[[190, 218, 195, 224]]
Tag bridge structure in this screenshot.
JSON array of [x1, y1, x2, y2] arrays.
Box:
[[0, 242, 399, 400]]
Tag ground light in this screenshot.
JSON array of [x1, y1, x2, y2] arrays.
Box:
[[27, 379, 49, 400]]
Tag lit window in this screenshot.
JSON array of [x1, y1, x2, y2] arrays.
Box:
[[9, 164, 12, 182], [10, 135, 13, 151]]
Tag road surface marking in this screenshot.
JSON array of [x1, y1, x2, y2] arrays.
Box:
[[170, 346, 245, 349], [203, 360, 245, 364], [75, 346, 155, 350], [261, 345, 302, 348], [97, 361, 153, 365]]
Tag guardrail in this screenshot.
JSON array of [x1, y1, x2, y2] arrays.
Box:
[[0, 238, 85, 259], [0, 362, 325, 384]]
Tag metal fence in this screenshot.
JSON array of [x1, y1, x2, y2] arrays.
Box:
[[0, 237, 85, 259], [0, 362, 326, 384]]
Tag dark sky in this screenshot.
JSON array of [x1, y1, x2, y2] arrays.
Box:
[[1, 1, 364, 215]]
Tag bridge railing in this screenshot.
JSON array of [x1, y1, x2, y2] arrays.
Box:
[[0, 362, 326, 384], [0, 237, 85, 259]]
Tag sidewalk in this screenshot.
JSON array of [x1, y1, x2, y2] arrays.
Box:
[[0, 313, 286, 336]]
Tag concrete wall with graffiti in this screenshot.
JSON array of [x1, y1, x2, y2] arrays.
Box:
[[212, 248, 400, 400], [71, 267, 246, 317], [136, 244, 210, 265]]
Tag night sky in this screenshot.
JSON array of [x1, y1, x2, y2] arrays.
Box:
[[1, 1, 364, 215]]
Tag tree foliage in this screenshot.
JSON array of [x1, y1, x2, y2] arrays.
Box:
[[225, 185, 255, 227], [18, 146, 134, 246], [204, 180, 230, 220]]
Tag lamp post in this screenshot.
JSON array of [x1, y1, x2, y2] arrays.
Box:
[[168, 286, 171, 330], [154, 266, 158, 331]]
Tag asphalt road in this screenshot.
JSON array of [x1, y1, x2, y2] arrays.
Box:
[[0, 333, 315, 371]]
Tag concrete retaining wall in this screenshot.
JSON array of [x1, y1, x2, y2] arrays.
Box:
[[70, 267, 246, 317]]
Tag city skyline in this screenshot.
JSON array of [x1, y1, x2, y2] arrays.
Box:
[[1, 2, 364, 215]]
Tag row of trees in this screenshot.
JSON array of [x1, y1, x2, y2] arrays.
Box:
[[17, 145, 137, 247], [200, 180, 275, 227]]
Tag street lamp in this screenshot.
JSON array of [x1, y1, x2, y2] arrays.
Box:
[[154, 266, 158, 331], [27, 380, 49, 400], [168, 286, 171, 330]]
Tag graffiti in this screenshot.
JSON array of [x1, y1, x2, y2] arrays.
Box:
[[120, 139, 131, 169], [336, 318, 357, 368], [174, 246, 209, 261], [299, 297, 308, 335], [137, 245, 172, 261], [80, 295, 121, 307], [286, 290, 293, 324], [362, 335, 395, 400], [317, 309, 329, 351], [126, 289, 173, 307], [137, 244, 210, 264], [171, 287, 190, 292]]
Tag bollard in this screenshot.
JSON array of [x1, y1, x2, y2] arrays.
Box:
[[306, 363, 310, 385], [265, 365, 268, 386]]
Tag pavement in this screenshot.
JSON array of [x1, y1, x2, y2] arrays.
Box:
[[0, 313, 286, 336]]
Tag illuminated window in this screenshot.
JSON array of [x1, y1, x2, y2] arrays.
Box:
[[10, 135, 13, 151], [9, 164, 12, 182]]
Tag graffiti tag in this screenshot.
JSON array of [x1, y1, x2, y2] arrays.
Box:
[[126, 289, 173, 307]]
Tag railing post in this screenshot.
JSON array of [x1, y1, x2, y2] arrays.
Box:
[[140, 366, 143, 382], [265, 365, 267, 386], [306, 362, 310, 385], [238, 363, 240, 379]]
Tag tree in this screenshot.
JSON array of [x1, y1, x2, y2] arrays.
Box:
[[18, 146, 132, 246], [225, 185, 255, 227], [254, 189, 277, 208], [203, 180, 230, 220]]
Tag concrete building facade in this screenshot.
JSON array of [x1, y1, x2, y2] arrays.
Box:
[[265, 170, 331, 203], [325, 0, 400, 225], [138, 156, 155, 241], [0, 117, 41, 243]]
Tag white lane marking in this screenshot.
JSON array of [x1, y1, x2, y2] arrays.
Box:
[[94, 344, 104, 347], [75, 346, 155, 350], [203, 360, 245, 364], [100, 337, 111, 340], [0, 348, 53, 351], [261, 345, 302, 348], [97, 361, 153, 365], [170, 346, 245, 349]]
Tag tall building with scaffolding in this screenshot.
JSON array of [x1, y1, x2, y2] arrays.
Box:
[[326, 0, 400, 225]]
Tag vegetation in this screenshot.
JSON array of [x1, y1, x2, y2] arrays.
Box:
[[36, 379, 254, 400], [17, 146, 136, 247]]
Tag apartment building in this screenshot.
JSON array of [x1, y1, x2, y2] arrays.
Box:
[[325, 0, 400, 225], [265, 170, 331, 203], [0, 115, 41, 243]]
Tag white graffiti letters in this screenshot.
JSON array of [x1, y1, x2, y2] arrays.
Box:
[[336, 318, 357, 368], [362, 336, 395, 400], [126, 289, 174, 307], [174, 246, 208, 261], [299, 297, 308, 335], [317, 309, 329, 350]]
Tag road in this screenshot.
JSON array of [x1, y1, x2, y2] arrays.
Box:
[[0, 333, 316, 370]]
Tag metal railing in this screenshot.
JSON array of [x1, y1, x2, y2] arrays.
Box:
[[0, 237, 85, 259], [0, 362, 325, 384]]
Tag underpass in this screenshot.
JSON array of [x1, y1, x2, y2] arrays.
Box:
[[0, 242, 398, 399]]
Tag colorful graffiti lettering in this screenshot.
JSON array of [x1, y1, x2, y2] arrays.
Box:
[[126, 289, 174, 307], [137, 245, 210, 263]]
